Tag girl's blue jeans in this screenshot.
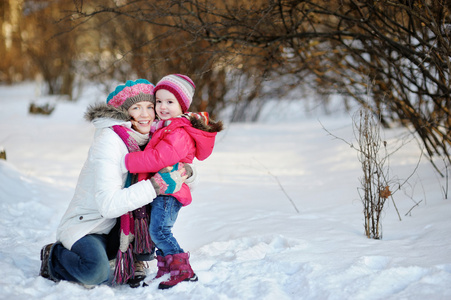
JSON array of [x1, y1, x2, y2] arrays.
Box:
[[49, 234, 110, 285], [150, 195, 184, 256]]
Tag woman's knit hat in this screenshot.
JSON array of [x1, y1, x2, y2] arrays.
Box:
[[106, 79, 155, 110], [153, 74, 196, 113]]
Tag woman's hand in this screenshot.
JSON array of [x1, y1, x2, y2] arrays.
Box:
[[150, 163, 188, 195]]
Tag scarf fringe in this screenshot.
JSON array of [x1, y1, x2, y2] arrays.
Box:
[[134, 217, 153, 254], [112, 246, 135, 285]]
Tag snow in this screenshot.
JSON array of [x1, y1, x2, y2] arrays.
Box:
[[0, 82, 450, 300]]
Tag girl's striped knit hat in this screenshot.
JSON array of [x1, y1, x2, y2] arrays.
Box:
[[154, 74, 196, 113], [106, 79, 155, 110]]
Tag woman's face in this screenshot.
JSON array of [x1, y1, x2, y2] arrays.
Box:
[[155, 89, 183, 120], [128, 101, 155, 134]]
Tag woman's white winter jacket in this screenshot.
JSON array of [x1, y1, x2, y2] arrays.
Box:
[[56, 116, 158, 250]]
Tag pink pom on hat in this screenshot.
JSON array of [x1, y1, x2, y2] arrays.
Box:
[[154, 74, 196, 113]]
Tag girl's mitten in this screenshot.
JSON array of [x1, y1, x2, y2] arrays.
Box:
[[150, 163, 183, 195]]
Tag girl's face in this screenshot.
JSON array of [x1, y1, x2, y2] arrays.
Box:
[[127, 101, 155, 134], [155, 89, 183, 120]]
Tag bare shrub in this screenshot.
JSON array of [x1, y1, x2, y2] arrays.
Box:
[[29, 102, 55, 115], [323, 104, 423, 239], [354, 108, 391, 239]]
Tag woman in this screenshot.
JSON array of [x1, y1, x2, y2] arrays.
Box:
[[39, 79, 193, 287]]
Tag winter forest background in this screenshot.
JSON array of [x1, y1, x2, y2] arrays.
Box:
[[1, 1, 451, 299]]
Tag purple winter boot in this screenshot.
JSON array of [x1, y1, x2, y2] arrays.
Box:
[[154, 255, 170, 279], [158, 252, 198, 289]]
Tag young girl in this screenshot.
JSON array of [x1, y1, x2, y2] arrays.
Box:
[[123, 74, 223, 289]]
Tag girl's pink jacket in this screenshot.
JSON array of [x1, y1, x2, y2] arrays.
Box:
[[124, 117, 222, 206]]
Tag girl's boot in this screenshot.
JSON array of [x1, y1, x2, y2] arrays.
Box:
[[154, 255, 170, 279], [158, 252, 198, 289]]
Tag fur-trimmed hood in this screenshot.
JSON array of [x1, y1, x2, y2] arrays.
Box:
[[189, 115, 224, 133], [84, 103, 130, 123], [159, 116, 222, 161]]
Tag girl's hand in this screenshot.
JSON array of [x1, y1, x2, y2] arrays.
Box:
[[150, 163, 188, 195]]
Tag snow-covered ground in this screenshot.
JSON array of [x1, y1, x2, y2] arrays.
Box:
[[0, 82, 450, 300]]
